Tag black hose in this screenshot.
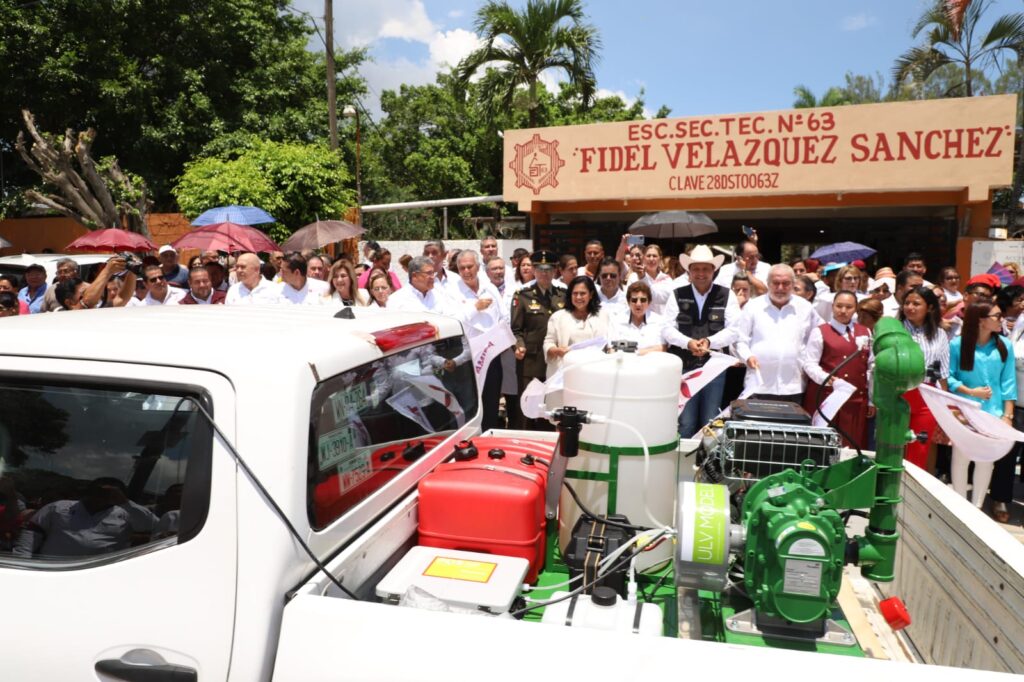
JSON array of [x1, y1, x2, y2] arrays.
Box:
[[508, 529, 668, 618], [561, 479, 652, 532]]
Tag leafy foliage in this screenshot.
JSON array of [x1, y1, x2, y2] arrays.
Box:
[[173, 138, 354, 243], [892, 0, 1024, 98], [0, 0, 366, 205], [456, 0, 601, 127]]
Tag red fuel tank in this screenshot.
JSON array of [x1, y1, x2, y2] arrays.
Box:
[[417, 437, 555, 581]]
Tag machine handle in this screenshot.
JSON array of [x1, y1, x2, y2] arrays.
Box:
[[95, 658, 197, 682]]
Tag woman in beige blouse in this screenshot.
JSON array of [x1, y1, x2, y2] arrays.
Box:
[[543, 275, 609, 376]]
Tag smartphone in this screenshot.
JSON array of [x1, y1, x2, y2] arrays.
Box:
[[626, 235, 645, 246], [741, 225, 757, 240]]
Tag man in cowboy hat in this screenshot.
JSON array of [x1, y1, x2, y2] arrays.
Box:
[[665, 244, 741, 438]]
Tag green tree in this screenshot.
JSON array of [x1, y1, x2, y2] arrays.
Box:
[[173, 138, 354, 243], [792, 85, 850, 109], [0, 0, 366, 205], [892, 0, 1024, 98], [456, 0, 600, 127]]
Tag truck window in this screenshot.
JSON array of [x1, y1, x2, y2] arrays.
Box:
[[0, 381, 211, 566], [308, 335, 478, 530]]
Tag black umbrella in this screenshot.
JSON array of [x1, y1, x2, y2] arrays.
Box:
[[628, 211, 718, 239]]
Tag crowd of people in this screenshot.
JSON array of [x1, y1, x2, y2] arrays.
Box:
[[3, 233, 1020, 522]]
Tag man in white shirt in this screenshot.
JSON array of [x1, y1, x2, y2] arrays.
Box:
[[423, 240, 453, 289], [389, 256, 455, 315], [485, 254, 520, 428], [596, 258, 626, 319], [279, 252, 329, 305], [451, 250, 507, 430], [713, 240, 770, 295], [225, 253, 282, 305], [734, 263, 817, 402], [662, 245, 741, 436], [127, 265, 186, 306]]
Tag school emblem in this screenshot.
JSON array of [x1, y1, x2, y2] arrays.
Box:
[[508, 133, 565, 195]]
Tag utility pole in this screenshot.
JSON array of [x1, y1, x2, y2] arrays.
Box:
[[325, 0, 338, 150]]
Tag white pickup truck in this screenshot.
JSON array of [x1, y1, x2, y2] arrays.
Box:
[[0, 306, 1020, 681]]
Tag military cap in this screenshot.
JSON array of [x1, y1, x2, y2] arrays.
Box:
[[530, 250, 558, 269]]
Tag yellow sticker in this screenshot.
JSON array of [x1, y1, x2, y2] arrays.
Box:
[[423, 556, 498, 583], [796, 521, 817, 532]]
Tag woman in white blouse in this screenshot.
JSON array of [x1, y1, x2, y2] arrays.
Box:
[[543, 275, 609, 376], [608, 281, 688, 355]]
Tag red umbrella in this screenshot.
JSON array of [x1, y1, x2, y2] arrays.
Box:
[[171, 221, 279, 253], [66, 228, 156, 253]]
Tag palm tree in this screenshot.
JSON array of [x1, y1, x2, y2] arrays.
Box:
[[792, 85, 849, 109], [456, 0, 600, 127], [893, 0, 1024, 98]]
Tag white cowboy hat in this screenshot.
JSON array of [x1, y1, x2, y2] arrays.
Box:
[[679, 244, 725, 271]]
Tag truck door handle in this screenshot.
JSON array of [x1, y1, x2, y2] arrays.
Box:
[[95, 658, 197, 682]]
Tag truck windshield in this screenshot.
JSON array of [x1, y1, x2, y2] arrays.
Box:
[[308, 335, 478, 529], [0, 381, 210, 565]]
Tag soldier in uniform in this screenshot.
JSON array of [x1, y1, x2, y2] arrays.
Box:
[[511, 250, 566, 429]]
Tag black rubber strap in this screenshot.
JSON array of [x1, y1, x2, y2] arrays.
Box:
[[565, 594, 579, 626]]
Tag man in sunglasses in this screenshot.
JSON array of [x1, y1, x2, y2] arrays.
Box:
[[596, 258, 626, 318], [127, 265, 186, 306]]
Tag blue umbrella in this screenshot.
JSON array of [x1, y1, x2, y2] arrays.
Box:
[[191, 205, 276, 226], [810, 241, 876, 263]]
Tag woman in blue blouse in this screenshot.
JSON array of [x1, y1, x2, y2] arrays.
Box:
[[948, 301, 1017, 520]]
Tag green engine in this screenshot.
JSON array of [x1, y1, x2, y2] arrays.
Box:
[[678, 318, 925, 649], [741, 466, 847, 624]]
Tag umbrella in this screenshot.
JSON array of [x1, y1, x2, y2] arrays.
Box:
[[280, 219, 364, 251], [810, 241, 876, 263], [66, 228, 156, 253], [191, 205, 276, 226], [0, 236, 11, 249], [628, 211, 718, 239], [171, 222, 279, 253]]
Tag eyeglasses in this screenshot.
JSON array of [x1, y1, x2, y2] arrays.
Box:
[[629, 297, 649, 304], [147, 275, 166, 283], [841, 275, 859, 282], [944, 274, 960, 280], [371, 286, 390, 292], [987, 312, 1004, 319], [599, 273, 618, 279]]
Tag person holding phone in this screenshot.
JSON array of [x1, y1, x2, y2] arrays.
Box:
[[714, 239, 769, 295]]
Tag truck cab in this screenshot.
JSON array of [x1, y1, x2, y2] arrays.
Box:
[[0, 306, 476, 680]]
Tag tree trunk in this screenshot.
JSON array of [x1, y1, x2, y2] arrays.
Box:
[[528, 78, 538, 128], [15, 110, 151, 237]]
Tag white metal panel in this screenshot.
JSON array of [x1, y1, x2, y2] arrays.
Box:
[[0, 358, 238, 681], [880, 463, 1024, 673]]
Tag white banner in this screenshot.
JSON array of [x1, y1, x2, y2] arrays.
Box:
[[918, 383, 1024, 462], [405, 374, 466, 427], [385, 387, 435, 432], [811, 378, 857, 427], [678, 351, 740, 414], [468, 322, 515, 389]]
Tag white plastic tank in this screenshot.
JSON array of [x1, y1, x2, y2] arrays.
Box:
[[540, 587, 663, 636], [559, 349, 682, 569]]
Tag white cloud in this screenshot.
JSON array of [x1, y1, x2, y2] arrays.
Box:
[[841, 13, 876, 31], [429, 28, 482, 69], [448, 9, 464, 19], [378, 1, 436, 42]]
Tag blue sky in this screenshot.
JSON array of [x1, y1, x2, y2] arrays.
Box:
[[297, 0, 1023, 120]]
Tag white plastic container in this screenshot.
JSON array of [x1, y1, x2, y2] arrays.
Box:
[[540, 588, 663, 636], [558, 350, 682, 568]]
